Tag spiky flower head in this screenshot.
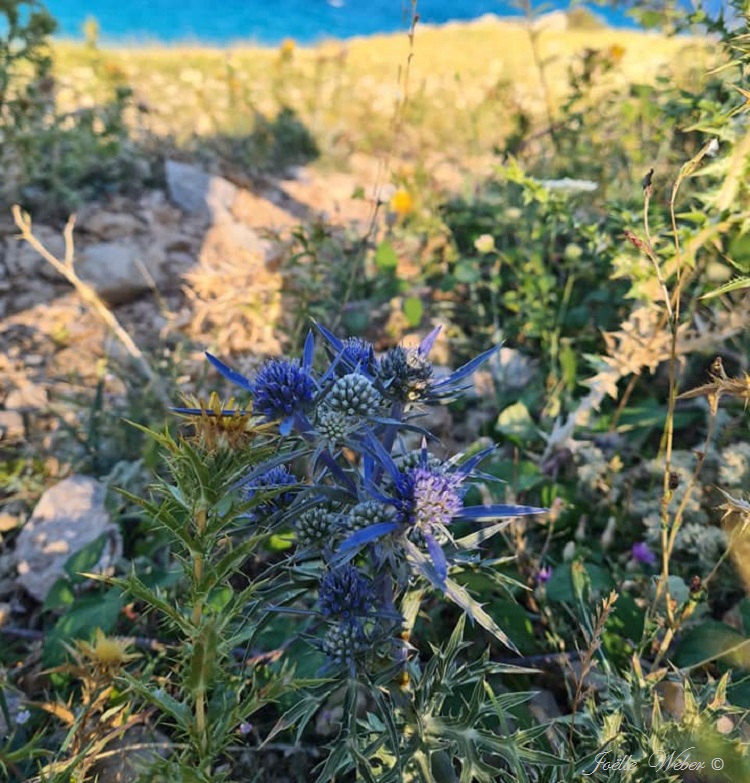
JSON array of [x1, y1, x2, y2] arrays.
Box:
[[319, 565, 373, 621], [394, 449, 444, 474], [321, 621, 368, 668], [253, 358, 315, 421], [402, 467, 463, 530], [173, 393, 262, 452], [380, 345, 434, 402], [336, 337, 377, 376], [326, 373, 382, 417], [242, 464, 297, 517], [316, 406, 354, 443], [75, 628, 139, 677], [347, 500, 397, 533], [296, 506, 338, 549]]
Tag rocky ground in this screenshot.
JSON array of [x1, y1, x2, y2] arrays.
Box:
[[0, 153, 527, 617]]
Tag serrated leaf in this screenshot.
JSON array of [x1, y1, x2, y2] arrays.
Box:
[[700, 275, 750, 299], [405, 541, 519, 652]]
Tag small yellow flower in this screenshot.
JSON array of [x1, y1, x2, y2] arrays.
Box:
[[389, 188, 415, 218], [608, 44, 626, 64], [280, 38, 296, 59]]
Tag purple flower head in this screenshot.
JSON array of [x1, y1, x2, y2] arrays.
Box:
[[339, 434, 547, 586], [253, 358, 315, 420], [205, 331, 317, 435], [319, 565, 374, 622], [242, 464, 297, 518], [536, 565, 553, 584], [631, 541, 657, 566], [402, 467, 463, 530], [337, 337, 377, 376]]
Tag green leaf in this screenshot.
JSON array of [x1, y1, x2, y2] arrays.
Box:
[[672, 621, 750, 669], [486, 599, 538, 655], [375, 241, 398, 270], [121, 673, 192, 731], [496, 402, 536, 444], [44, 589, 124, 665], [63, 533, 109, 582], [454, 261, 481, 283], [546, 562, 614, 604], [44, 579, 76, 612], [739, 597, 750, 637], [700, 275, 750, 300], [268, 531, 295, 551], [403, 295, 423, 327]]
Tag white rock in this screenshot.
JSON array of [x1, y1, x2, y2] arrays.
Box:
[[165, 159, 238, 218], [15, 475, 121, 603], [77, 240, 167, 305], [4, 226, 67, 279]]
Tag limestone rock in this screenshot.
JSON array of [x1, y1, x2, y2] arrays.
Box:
[[15, 475, 121, 602], [90, 725, 172, 783], [78, 209, 144, 240], [77, 240, 167, 305], [5, 382, 48, 411], [4, 226, 67, 279], [198, 217, 275, 268], [165, 159, 237, 218]]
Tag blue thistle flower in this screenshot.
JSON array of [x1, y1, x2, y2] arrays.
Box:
[[241, 464, 298, 518], [321, 621, 368, 669], [253, 358, 315, 420], [316, 322, 505, 405], [326, 373, 382, 417], [337, 337, 378, 376], [379, 344, 434, 402], [341, 434, 546, 584], [204, 331, 317, 435], [319, 565, 373, 621], [404, 467, 463, 530]]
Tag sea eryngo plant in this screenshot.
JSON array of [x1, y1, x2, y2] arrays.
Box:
[[204, 325, 546, 659]]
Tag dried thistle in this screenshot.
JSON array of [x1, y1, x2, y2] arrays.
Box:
[[173, 392, 270, 452], [678, 357, 750, 413]]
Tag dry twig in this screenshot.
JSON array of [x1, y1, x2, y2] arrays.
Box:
[[11, 205, 170, 407]]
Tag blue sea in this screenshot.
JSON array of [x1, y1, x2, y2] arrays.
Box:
[[43, 0, 641, 46]]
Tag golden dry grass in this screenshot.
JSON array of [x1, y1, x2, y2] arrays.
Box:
[[49, 18, 717, 168]]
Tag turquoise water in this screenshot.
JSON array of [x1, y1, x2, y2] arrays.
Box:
[[44, 0, 636, 46]]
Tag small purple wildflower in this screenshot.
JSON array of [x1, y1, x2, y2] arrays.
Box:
[[631, 541, 657, 566], [239, 721, 253, 736], [16, 709, 31, 726], [319, 565, 373, 622], [537, 565, 553, 584]]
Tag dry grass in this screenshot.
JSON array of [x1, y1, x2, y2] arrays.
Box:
[[49, 18, 715, 168]]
